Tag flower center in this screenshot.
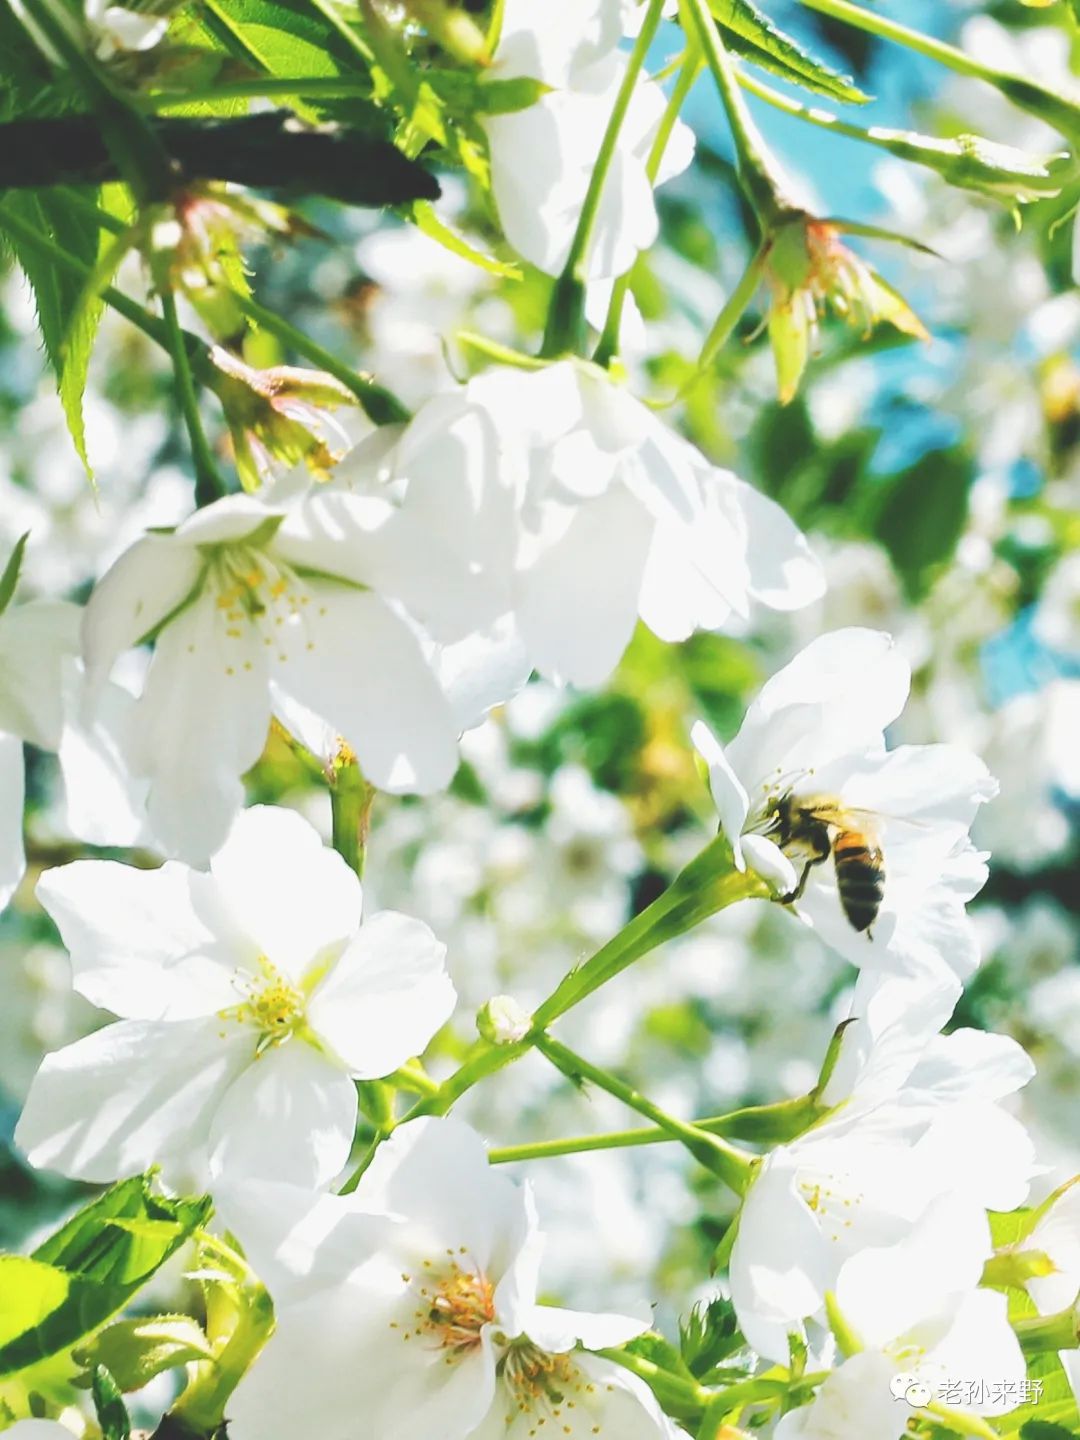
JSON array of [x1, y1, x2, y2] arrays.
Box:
[[394, 1256, 495, 1357], [202, 542, 326, 675], [501, 1340, 608, 1436], [220, 956, 307, 1047]]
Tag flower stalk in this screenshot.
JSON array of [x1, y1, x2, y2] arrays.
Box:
[[533, 1033, 757, 1195], [540, 0, 668, 358], [533, 834, 769, 1027]]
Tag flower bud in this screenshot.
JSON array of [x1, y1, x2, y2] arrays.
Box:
[[205, 346, 358, 491], [144, 185, 306, 339], [477, 995, 532, 1046], [764, 215, 927, 404]]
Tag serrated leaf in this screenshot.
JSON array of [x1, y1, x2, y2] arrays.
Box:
[[0, 1176, 212, 1377], [0, 189, 111, 478], [0, 533, 29, 617], [708, 0, 869, 104], [91, 1365, 130, 1440], [76, 1315, 214, 1392]]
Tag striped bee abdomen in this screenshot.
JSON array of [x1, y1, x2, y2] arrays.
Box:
[[832, 831, 885, 936]]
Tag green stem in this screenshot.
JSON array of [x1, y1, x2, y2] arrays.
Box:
[[488, 1093, 824, 1164], [533, 1033, 756, 1194], [679, 0, 794, 226], [540, 0, 668, 358], [685, 243, 767, 390], [160, 289, 227, 505], [235, 293, 410, 425], [532, 834, 769, 1028], [800, 0, 1080, 142], [595, 46, 705, 368], [599, 1349, 711, 1413], [739, 69, 1068, 197], [19, 0, 174, 203], [402, 1038, 530, 1121], [329, 757, 375, 878]]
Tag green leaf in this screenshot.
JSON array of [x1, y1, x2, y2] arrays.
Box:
[[871, 446, 973, 599], [91, 1365, 131, 1440], [412, 201, 521, 279], [679, 1297, 746, 1379], [0, 532, 29, 618], [76, 1316, 214, 1392], [0, 1176, 212, 1378], [708, 0, 869, 104], [1020, 1425, 1079, 1440], [0, 188, 111, 478]]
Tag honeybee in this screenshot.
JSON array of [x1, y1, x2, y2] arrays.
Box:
[[767, 793, 886, 938]]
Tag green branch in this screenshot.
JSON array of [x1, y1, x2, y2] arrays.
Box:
[[541, 0, 668, 357], [533, 1033, 756, 1194], [799, 0, 1080, 143], [595, 45, 705, 367], [487, 1092, 824, 1164]]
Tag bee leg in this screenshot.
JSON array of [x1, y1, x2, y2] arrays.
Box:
[[779, 856, 821, 906]]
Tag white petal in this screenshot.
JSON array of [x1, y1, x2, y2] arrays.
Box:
[[209, 805, 362, 983], [484, 97, 601, 277], [0, 601, 80, 747], [819, 961, 962, 1107], [82, 536, 204, 689], [1028, 1182, 1080, 1314], [689, 720, 750, 868], [58, 662, 149, 849], [515, 486, 654, 686], [16, 1018, 252, 1184], [774, 1351, 906, 1440], [275, 588, 459, 794], [723, 474, 825, 612], [836, 1193, 991, 1348], [0, 731, 25, 911], [906, 1029, 1034, 1104], [467, 362, 585, 452], [214, 1179, 403, 1305], [729, 1155, 835, 1363], [132, 593, 272, 863], [521, 1302, 649, 1353], [36, 859, 240, 1019], [355, 1117, 532, 1282], [919, 1289, 1026, 1416], [208, 1040, 357, 1187], [727, 629, 909, 792], [434, 616, 532, 732], [308, 910, 455, 1077], [911, 1103, 1035, 1213], [174, 494, 284, 547]]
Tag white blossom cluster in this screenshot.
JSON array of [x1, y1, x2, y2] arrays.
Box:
[[1, 3, 1079, 1440]]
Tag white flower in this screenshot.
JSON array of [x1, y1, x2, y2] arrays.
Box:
[[82, 492, 467, 862], [1026, 1181, 1080, 1404], [481, 0, 693, 278], [776, 1195, 1026, 1439], [730, 960, 1034, 1361], [84, 0, 168, 58], [461, 361, 823, 686], [0, 595, 81, 909], [220, 1116, 685, 1440], [15, 805, 454, 1188], [692, 628, 997, 977]]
